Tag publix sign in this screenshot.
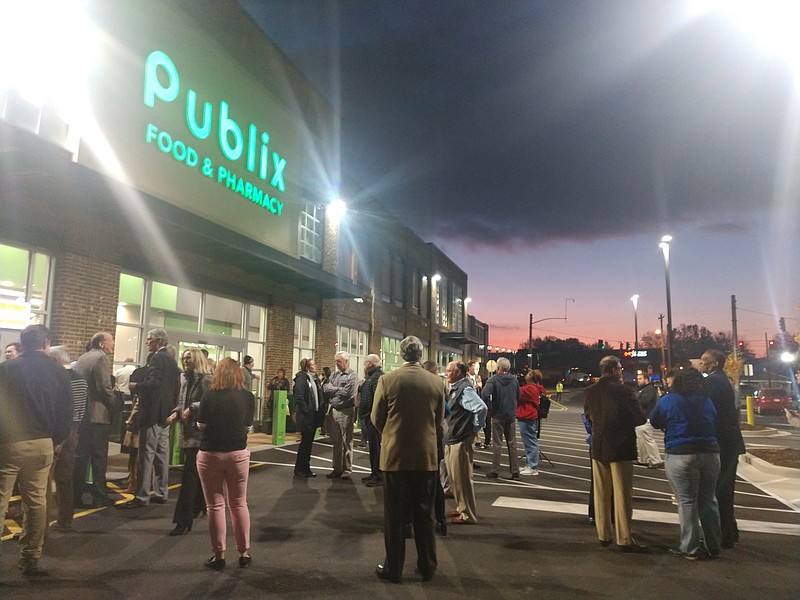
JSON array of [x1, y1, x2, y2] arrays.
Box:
[[142, 50, 286, 216]]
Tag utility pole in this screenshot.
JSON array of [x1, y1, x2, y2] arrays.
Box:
[[731, 294, 739, 404], [658, 313, 665, 378], [731, 295, 739, 361]]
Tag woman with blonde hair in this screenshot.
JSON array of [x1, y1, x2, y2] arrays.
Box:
[[166, 348, 212, 536], [197, 357, 255, 570]]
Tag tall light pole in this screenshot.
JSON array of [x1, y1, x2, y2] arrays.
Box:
[[528, 298, 575, 370], [659, 235, 673, 371], [630, 294, 639, 352]]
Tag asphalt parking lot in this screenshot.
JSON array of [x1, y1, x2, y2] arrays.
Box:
[[2, 401, 799, 599]]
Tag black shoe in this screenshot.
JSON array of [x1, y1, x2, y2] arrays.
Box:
[[238, 555, 252, 568], [620, 543, 649, 554], [599, 540, 612, 547], [294, 471, 313, 478], [119, 498, 148, 509], [205, 556, 226, 571], [340, 474, 351, 481], [669, 548, 699, 561], [375, 564, 401, 583], [168, 524, 190, 536], [647, 462, 665, 469], [414, 566, 434, 582], [150, 496, 168, 504], [90, 496, 114, 508], [485, 472, 498, 479], [326, 471, 342, 479], [511, 473, 520, 480], [435, 519, 447, 537], [18, 557, 48, 577], [589, 517, 596, 525], [365, 477, 383, 487]]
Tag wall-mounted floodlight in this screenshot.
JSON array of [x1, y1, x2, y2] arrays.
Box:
[[328, 198, 347, 223]]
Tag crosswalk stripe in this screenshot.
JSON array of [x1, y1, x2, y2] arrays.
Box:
[[492, 496, 800, 537]]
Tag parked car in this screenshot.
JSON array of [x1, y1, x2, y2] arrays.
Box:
[[753, 388, 793, 415]]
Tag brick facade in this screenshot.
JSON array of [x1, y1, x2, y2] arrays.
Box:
[[50, 252, 121, 358]]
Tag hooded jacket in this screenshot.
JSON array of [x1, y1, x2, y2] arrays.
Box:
[[481, 371, 520, 422]]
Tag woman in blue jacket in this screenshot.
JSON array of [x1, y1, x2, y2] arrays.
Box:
[[650, 368, 721, 560]]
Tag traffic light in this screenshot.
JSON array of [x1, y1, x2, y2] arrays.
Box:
[[625, 341, 631, 350], [738, 341, 744, 349], [598, 339, 605, 349], [779, 317, 786, 332]]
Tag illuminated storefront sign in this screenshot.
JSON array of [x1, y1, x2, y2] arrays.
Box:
[[623, 350, 649, 358], [143, 50, 286, 216]]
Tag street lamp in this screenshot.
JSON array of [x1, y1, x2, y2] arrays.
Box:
[[630, 294, 639, 352], [659, 235, 674, 371]]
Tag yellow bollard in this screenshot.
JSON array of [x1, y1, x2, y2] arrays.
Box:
[[746, 395, 755, 425]]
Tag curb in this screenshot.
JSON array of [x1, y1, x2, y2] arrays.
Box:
[[740, 426, 791, 438], [741, 453, 800, 478]]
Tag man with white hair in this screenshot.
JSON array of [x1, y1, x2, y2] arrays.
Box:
[[481, 357, 521, 480], [372, 336, 445, 583], [323, 351, 358, 480]]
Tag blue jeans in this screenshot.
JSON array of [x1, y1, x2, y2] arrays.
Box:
[[665, 452, 722, 556], [518, 419, 540, 470]]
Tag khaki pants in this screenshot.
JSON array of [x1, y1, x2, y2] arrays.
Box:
[[0, 438, 54, 559], [326, 406, 354, 476], [445, 436, 478, 523], [592, 459, 634, 546]]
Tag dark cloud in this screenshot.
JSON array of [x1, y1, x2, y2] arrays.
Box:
[[239, 0, 795, 249]]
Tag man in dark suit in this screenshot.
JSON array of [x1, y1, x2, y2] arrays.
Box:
[[122, 328, 180, 508], [700, 349, 745, 549], [371, 336, 445, 583], [583, 355, 647, 553], [74, 331, 116, 507]]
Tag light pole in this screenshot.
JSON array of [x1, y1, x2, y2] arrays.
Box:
[[630, 294, 639, 352], [659, 235, 673, 371], [528, 298, 575, 370]]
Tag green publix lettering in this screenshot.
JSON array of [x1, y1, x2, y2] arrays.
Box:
[[217, 166, 283, 215], [143, 50, 287, 193]]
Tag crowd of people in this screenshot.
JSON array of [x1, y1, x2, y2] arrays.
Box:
[[0, 325, 760, 581]]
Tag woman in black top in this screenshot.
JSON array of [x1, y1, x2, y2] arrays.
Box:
[[197, 358, 255, 570]]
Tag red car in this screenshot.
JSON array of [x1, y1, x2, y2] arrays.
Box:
[[753, 388, 792, 415]]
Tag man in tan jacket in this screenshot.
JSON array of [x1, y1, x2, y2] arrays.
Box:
[[371, 336, 445, 584]]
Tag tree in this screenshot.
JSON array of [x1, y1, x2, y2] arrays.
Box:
[[657, 324, 753, 366]]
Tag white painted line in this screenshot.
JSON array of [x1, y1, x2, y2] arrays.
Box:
[[492, 496, 800, 536]]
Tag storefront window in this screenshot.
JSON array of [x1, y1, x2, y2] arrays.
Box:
[[0, 242, 52, 329], [337, 325, 368, 376], [248, 305, 265, 341], [114, 324, 141, 363], [381, 335, 403, 373], [292, 315, 316, 375], [203, 293, 242, 337], [150, 281, 201, 332]]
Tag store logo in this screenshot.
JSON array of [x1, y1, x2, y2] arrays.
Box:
[[142, 50, 285, 215]]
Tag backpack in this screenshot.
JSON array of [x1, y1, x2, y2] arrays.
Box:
[[538, 393, 551, 419]]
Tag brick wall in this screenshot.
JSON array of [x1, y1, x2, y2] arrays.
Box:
[[50, 252, 121, 359]]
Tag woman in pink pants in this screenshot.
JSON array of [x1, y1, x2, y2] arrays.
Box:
[[197, 357, 255, 570]]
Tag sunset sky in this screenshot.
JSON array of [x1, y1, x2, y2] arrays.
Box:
[[239, 0, 799, 355]]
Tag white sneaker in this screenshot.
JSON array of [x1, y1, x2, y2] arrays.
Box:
[[519, 466, 539, 476]]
